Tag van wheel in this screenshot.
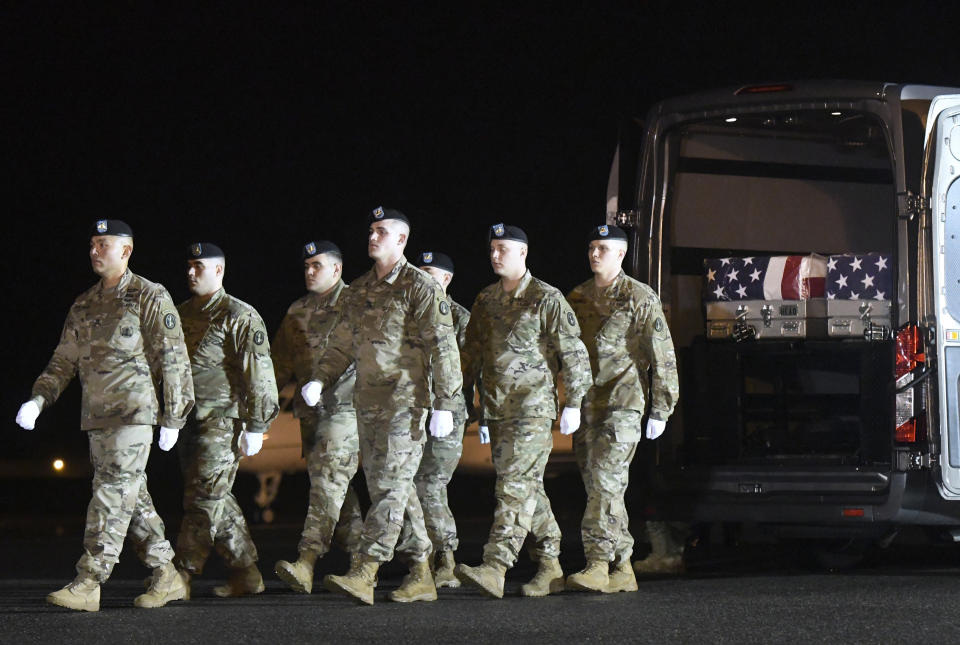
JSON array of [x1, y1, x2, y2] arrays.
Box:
[[808, 538, 871, 570], [804, 529, 897, 570]]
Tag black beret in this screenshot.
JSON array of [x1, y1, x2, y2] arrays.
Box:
[[303, 240, 342, 260], [417, 251, 454, 274], [91, 219, 133, 237], [188, 242, 225, 260], [368, 205, 409, 226], [588, 224, 628, 242], [489, 223, 527, 244]]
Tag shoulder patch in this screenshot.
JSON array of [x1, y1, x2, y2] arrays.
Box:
[[561, 307, 580, 335], [164, 312, 177, 329], [654, 317, 664, 332], [439, 300, 450, 316], [161, 310, 181, 337]]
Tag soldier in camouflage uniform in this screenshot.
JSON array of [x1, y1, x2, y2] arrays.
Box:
[[564, 225, 679, 594], [455, 224, 592, 599], [301, 207, 462, 605], [172, 242, 280, 598], [272, 240, 364, 594], [396, 251, 470, 588], [15, 220, 194, 612]]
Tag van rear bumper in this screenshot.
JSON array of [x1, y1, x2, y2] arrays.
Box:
[[656, 468, 960, 525]]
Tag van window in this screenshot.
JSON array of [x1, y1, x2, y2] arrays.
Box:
[[667, 110, 895, 256]]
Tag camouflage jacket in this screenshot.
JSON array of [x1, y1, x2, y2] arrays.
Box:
[[272, 280, 356, 418], [30, 270, 195, 430], [449, 297, 470, 350], [314, 257, 463, 412], [462, 270, 592, 421], [567, 270, 679, 420], [178, 288, 279, 432], [447, 295, 471, 418]]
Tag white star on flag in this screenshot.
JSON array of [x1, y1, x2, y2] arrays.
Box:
[[875, 256, 887, 271], [713, 285, 725, 299], [836, 274, 848, 288], [743, 257, 754, 265], [849, 291, 859, 300], [861, 274, 874, 288], [827, 257, 837, 271], [736, 285, 748, 298], [720, 258, 731, 266], [749, 268, 762, 282], [850, 257, 862, 271], [706, 267, 716, 282], [726, 269, 739, 282], [827, 291, 836, 300], [875, 290, 885, 300]]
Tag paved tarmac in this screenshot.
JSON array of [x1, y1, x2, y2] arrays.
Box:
[[4, 471, 960, 643]]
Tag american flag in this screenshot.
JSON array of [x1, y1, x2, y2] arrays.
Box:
[[703, 255, 827, 302], [827, 253, 891, 301]]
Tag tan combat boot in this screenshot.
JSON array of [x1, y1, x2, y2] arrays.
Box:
[[389, 559, 438, 602], [565, 560, 609, 592], [433, 550, 460, 588], [606, 560, 638, 593], [46, 577, 100, 612], [520, 558, 565, 597], [323, 554, 380, 605], [213, 564, 265, 598], [632, 555, 685, 575], [275, 550, 318, 594], [454, 561, 506, 599], [135, 562, 189, 608]]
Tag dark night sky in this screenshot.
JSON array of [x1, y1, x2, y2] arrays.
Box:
[[3, 2, 956, 463]]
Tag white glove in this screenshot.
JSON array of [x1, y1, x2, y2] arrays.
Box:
[[645, 418, 667, 440], [429, 410, 454, 438], [158, 427, 179, 451], [301, 381, 323, 407], [559, 407, 581, 435], [16, 401, 40, 430], [239, 431, 263, 456], [478, 426, 490, 444]]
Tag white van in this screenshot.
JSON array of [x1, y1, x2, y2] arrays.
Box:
[[609, 81, 960, 553]]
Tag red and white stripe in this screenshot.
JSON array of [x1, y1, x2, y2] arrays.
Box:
[[763, 255, 827, 300]]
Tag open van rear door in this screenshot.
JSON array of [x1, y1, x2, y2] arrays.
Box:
[[930, 96, 960, 498]]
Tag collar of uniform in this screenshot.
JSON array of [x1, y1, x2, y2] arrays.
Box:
[[593, 269, 626, 297], [199, 287, 226, 311], [379, 256, 407, 285], [501, 269, 533, 299], [314, 279, 345, 306], [99, 268, 133, 298]]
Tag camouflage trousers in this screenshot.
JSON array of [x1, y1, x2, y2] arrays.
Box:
[[482, 418, 561, 569], [175, 417, 257, 574], [396, 405, 466, 558], [297, 409, 364, 556], [573, 409, 640, 563], [76, 425, 175, 583], [357, 407, 430, 563]]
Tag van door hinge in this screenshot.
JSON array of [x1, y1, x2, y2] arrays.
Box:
[[615, 209, 642, 228], [896, 450, 932, 470], [897, 191, 929, 220]]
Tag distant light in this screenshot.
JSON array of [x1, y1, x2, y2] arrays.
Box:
[[725, 117, 737, 123], [831, 111, 842, 116], [52, 459, 65, 472]]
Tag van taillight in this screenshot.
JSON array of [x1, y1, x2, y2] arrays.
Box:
[[895, 324, 924, 379], [895, 324, 926, 443]]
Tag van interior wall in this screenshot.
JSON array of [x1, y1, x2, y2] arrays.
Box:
[[664, 125, 897, 465]]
